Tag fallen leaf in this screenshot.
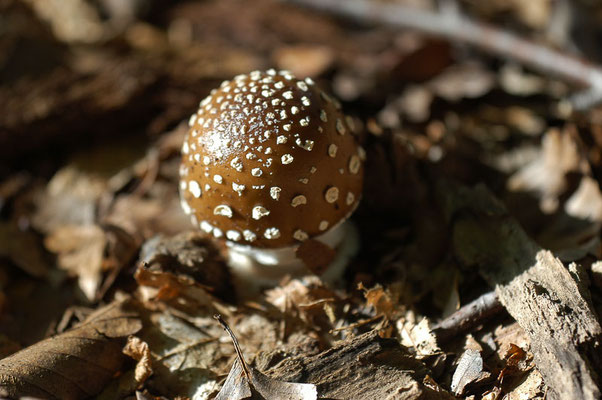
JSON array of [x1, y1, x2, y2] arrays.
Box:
[[32, 166, 107, 234], [507, 126, 588, 213], [265, 276, 339, 332], [123, 336, 153, 384], [104, 194, 192, 239], [0, 222, 49, 278], [45, 224, 137, 301], [134, 262, 219, 314], [0, 299, 141, 400], [451, 349, 483, 396], [359, 283, 395, 318], [45, 224, 106, 301], [214, 315, 317, 400], [397, 312, 440, 357], [138, 231, 231, 298], [499, 63, 547, 96]]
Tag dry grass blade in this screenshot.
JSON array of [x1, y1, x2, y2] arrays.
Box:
[[0, 299, 142, 400]]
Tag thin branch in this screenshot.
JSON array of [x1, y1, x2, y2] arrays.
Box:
[[288, 0, 602, 110], [432, 290, 504, 343]]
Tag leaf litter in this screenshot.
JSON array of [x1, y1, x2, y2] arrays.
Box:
[[2, 0, 602, 399]]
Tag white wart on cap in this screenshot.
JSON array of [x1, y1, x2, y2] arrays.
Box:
[[179, 70, 364, 248]]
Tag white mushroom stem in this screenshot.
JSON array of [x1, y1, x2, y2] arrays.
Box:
[[226, 220, 359, 288]]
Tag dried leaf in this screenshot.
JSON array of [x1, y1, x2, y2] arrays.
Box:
[[104, 194, 192, 239], [45, 224, 106, 301], [0, 222, 49, 278], [359, 283, 395, 318], [134, 262, 218, 314], [507, 127, 588, 213], [504, 369, 545, 400], [214, 359, 252, 400], [214, 316, 317, 400], [138, 231, 231, 297], [398, 313, 440, 357], [0, 299, 141, 400], [32, 166, 107, 233], [265, 276, 339, 332], [123, 336, 153, 384], [451, 349, 483, 396], [45, 224, 137, 301], [23, 0, 105, 43]]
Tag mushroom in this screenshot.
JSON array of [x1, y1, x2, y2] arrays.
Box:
[[179, 69, 364, 286]]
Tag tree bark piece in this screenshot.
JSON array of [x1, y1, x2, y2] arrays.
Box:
[[260, 330, 454, 399], [442, 183, 602, 400]]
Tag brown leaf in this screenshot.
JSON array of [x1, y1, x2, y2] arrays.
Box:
[[265, 276, 339, 333], [0, 222, 49, 278], [359, 283, 395, 318], [45, 224, 106, 301], [123, 336, 153, 384], [45, 224, 137, 301], [398, 313, 440, 357], [428, 62, 495, 102], [104, 194, 192, 239], [134, 262, 218, 314], [31, 166, 107, 234], [507, 126, 589, 213], [0, 299, 141, 400], [138, 231, 231, 298]]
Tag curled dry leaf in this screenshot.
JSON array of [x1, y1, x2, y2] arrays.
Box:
[[397, 312, 441, 357], [0, 299, 141, 400], [359, 282, 395, 319], [104, 194, 192, 239], [123, 336, 153, 384]]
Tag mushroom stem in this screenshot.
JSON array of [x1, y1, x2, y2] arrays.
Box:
[[226, 220, 359, 289]]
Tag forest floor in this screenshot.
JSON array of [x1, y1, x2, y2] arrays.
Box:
[[1, 0, 602, 399]]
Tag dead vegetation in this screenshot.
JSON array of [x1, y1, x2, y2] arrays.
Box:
[[1, 0, 602, 399]]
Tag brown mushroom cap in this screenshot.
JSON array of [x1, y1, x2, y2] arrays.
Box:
[[179, 70, 364, 248]]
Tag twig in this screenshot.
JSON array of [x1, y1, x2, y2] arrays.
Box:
[[287, 0, 602, 110], [432, 290, 504, 343], [214, 314, 252, 382]]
